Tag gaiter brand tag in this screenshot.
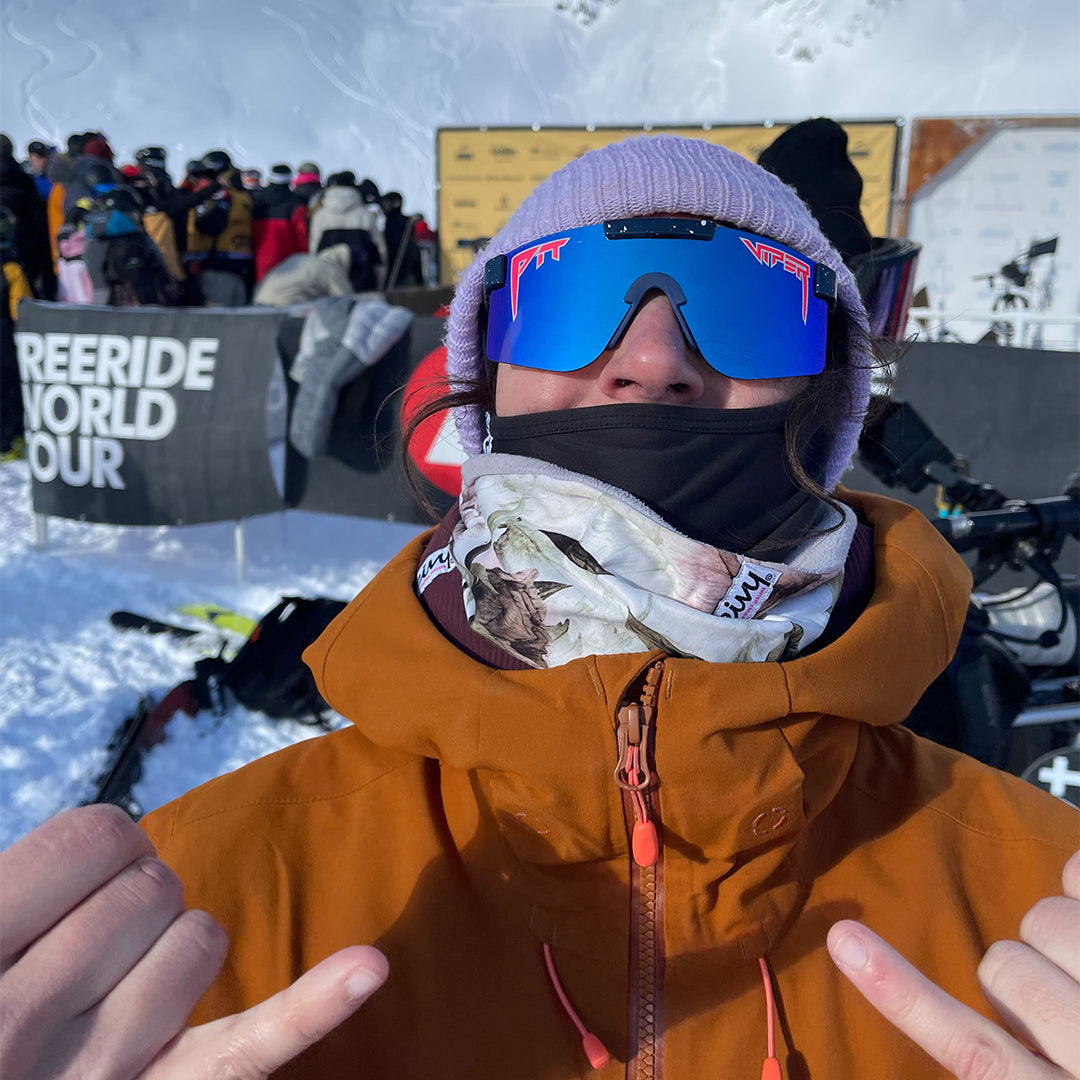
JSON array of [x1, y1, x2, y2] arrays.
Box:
[[715, 562, 781, 619]]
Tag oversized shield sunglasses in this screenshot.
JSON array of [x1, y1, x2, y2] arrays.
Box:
[[482, 217, 837, 380]]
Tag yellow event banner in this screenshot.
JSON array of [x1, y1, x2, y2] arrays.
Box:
[[437, 122, 900, 283]]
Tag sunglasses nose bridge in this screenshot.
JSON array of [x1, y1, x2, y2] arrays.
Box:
[[605, 272, 699, 354]]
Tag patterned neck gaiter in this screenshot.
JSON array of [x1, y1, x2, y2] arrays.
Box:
[[451, 454, 856, 670]]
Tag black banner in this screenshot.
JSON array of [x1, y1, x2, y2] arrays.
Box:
[[15, 302, 287, 525]]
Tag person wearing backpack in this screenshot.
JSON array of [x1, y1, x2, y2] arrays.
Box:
[[308, 171, 384, 292], [185, 150, 254, 306], [83, 187, 178, 307]]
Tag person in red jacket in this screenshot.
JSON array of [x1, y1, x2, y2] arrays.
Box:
[[251, 163, 309, 282]]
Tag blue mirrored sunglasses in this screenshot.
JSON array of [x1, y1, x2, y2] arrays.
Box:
[[482, 218, 837, 380]]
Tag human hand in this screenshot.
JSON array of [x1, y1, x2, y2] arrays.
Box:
[[0, 804, 388, 1079], [828, 849, 1080, 1078]]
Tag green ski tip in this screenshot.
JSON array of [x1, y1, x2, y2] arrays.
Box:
[[175, 604, 257, 639]]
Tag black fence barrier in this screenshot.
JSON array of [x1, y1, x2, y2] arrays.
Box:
[[846, 340, 1079, 512], [13, 301, 453, 529], [845, 339, 1079, 584], [14, 302, 287, 525]]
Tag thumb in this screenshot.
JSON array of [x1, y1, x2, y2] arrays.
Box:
[[144, 946, 389, 1080]]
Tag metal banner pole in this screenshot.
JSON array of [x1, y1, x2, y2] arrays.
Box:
[[234, 520, 247, 585], [32, 513, 48, 550]]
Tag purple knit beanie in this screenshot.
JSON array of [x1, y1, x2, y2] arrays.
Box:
[[445, 133, 873, 490]]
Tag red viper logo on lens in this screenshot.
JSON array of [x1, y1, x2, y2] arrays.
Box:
[[740, 238, 811, 323], [509, 237, 570, 319]]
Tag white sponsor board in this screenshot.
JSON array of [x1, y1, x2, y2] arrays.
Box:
[[907, 126, 1079, 351]]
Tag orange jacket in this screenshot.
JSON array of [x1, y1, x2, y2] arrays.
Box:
[[142, 489, 1078, 1079], [47, 182, 66, 269]]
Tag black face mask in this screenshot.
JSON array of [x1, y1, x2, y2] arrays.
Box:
[[488, 402, 830, 557]]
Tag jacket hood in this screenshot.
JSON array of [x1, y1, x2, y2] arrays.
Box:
[[319, 185, 364, 214], [306, 489, 971, 957]]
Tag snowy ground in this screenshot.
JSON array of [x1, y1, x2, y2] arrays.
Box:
[[0, 459, 425, 848]]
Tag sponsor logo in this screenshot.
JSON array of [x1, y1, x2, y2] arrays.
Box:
[[490, 145, 516, 157], [453, 198, 477, 208], [15, 332, 218, 490], [741, 238, 811, 323], [455, 149, 473, 161], [509, 237, 570, 319], [715, 562, 782, 619], [416, 545, 455, 594]]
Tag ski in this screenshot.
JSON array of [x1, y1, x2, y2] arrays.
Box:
[[109, 610, 227, 654], [174, 603, 257, 640], [111, 610, 203, 641], [86, 681, 199, 819]]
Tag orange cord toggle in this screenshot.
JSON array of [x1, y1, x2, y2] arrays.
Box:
[[762, 1058, 782, 1080], [543, 944, 612, 1071], [582, 1032, 612, 1069]]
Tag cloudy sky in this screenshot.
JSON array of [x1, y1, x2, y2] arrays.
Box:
[[2, 0, 1077, 218]]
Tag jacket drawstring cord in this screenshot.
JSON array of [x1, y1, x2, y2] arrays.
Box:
[[759, 956, 783, 1080], [542, 943, 611, 1070]]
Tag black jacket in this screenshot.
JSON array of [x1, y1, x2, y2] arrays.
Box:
[[0, 152, 55, 299]]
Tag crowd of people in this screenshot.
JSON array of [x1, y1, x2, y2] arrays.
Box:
[[0, 131, 438, 318]]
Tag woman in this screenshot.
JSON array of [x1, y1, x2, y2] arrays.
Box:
[[2, 135, 1076, 1080]]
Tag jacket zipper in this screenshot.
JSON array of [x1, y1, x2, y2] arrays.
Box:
[[614, 660, 665, 1080]]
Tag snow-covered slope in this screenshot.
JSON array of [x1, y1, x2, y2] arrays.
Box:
[[0, 460, 425, 846], [3, 0, 1078, 220]]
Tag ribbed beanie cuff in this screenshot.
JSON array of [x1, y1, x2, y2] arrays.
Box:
[[444, 134, 873, 490]]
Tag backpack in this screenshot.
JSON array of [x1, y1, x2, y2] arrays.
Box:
[[195, 596, 347, 724], [317, 226, 380, 291], [104, 234, 179, 307]]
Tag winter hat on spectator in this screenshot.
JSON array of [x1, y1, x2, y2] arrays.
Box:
[[327, 170, 357, 187], [27, 140, 51, 157], [757, 118, 872, 264], [135, 146, 167, 170], [120, 163, 141, 179], [359, 178, 381, 205], [269, 164, 294, 185], [0, 134, 13, 160], [444, 133, 873, 490], [83, 136, 114, 162], [201, 150, 233, 175], [297, 161, 320, 178]]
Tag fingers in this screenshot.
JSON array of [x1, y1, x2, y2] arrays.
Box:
[[148, 946, 389, 1080], [6, 856, 185, 1020], [1061, 850, 1080, 902], [1020, 895, 1080, 983], [71, 909, 229, 1080], [827, 920, 1065, 1080], [979, 938, 1080, 1077], [0, 804, 154, 969]]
